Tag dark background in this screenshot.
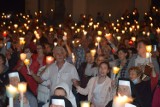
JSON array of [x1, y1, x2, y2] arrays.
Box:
[[0, 0, 25, 13]]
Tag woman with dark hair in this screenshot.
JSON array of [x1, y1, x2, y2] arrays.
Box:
[[74, 61, 113, 107], [110, 48, 129, 79], [13, 47, 40, 96], [0, 53, 9, 85], [106, 78, 142, 107]]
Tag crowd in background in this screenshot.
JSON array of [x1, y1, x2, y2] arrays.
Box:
[[0, 4, 160, 107]]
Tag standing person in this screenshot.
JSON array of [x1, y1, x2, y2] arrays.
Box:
[[75, 61, 113, 107], [40, 46, 80, 94], [129, 66, 158, 107], [13, 47, 40, 96], [127, 40, 160, 78]]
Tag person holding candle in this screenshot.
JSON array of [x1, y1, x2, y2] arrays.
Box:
[[8, 72, 38, 107], [77, 51, 97, 101], [128, 66, 158, 107], [127, 40, 160, 78], [74, 61, 113, 107], [13, 47, 40, 96], [106, 78, 142, 107], [110, 48, 129, 79]]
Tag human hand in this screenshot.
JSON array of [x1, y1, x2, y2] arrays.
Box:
[[72, 79, 79, 88], [50, 105, 64, 107], [19, 95, 29, 104]]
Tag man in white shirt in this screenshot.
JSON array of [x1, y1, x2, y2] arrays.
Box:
[[41, 46, 80, 94]]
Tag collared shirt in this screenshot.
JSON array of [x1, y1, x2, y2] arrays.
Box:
[[41, 61, 80, 94]]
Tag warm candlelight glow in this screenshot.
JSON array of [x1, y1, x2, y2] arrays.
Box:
[[117, 36, 121, 41], [24, 59, 30, 66], [146, 52, 151, 58], [90, 49, 96, 57], [80, 101, 90, 107], [156, 28, 160, 34], [14, 24, 18, 29], [18, 82, 27, 93], [113, 67, 120, 74], [146, 45, 152, 52], [131, 37, 136, 42], [20, 53, 27, 61], [112, 94, 133, 107], [6, 84, 18, 97], [46, 56, 54, 64], [19, 37, 25, 45], [50, 27, 53, 32], [54, 42, 58, 46], [96, 36, 101, 43], [97, 30, 102, 36]]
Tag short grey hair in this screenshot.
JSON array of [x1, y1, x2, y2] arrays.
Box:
[[53, 46, 66, 55]]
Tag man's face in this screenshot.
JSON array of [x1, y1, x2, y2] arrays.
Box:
[[54, 50, 66, 62]]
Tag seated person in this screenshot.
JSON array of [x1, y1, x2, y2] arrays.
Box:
[[8, 72, 38, 107]]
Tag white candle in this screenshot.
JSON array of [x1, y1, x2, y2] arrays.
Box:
[[72, 53, 76, 64], [19, 37, 25, 45], [6, 85, 18, 107], [18, 82, 27, 107], [24, 59, 31, 75], [80, 101, 90, 107], [90, 49, 96, 57], [96, 37, 101, 49], [146, 45, 152, 53]]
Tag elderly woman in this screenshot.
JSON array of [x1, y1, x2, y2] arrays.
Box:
[[129, 66, 158, 107], [8, 72, 38, 107], [75, 61, 113, 107]]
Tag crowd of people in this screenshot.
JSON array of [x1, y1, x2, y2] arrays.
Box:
[[0, 4, 160, 107]]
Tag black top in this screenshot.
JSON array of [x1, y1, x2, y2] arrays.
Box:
[[135, 80, 152, 107], [0, 66, 9, 85]]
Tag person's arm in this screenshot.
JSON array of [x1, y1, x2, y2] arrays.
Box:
[[30, 71, 44, 84], [64, 41, 72, 56]]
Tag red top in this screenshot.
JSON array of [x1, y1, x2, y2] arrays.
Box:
[[150, 73, 159, 92], [13, 55, 40, 96]]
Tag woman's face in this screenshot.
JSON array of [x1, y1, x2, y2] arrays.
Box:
[[137, 42, 146, 56], [99, 63, 109, 77], [118, 50, 127, 60], [86, 53, 93, 64], [118, 85, 131, 97], [24, 48, 32, 59], [37, 45, 43, 54], [9, 77, 19, 87], [54, 89, 66, 97], [96, 56, 105, 66], [129, 70, 138, 81]]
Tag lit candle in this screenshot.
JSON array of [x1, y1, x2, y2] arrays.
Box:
[[112, 67, 120, 80], [156, 28, 160, 34], [20, 53, 27, 61], [117, 36, 121, 41], [50, 27, 53, 32], [131, 37, 136, 42], [3, 31, 7, 37], [54, 42, 57, 47], [83, 30, 87, 36], [19, 37, 25, 45], [72, 53, 76, 64], [46, 56, 54, 64], [112, 94, 133, 107], [96, 37, 101, 49], [97, 31, 102, 36], [18, 82, 27, 107], [80, 101, 90, 107], [6, 85, 18, 107], [146, 45, 152, 52], [14, 24, 18, 29], [24, 59, 31, 75], [90, 49, 96, 57]]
